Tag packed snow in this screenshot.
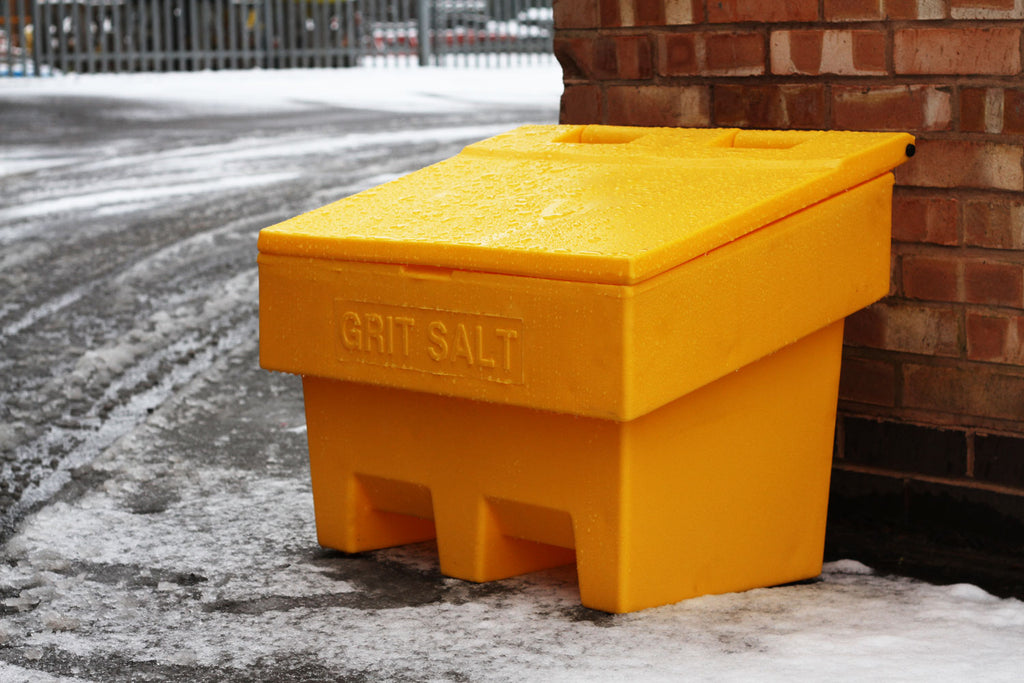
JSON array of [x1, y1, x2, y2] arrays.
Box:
[[0, 61, 565, 119], [1, 64, 1023, 680]]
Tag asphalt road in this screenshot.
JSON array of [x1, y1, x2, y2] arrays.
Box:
[[3, 82, 1023, 682], [0, 94, 553, 537]]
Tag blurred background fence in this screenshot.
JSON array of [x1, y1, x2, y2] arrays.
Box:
[[1, 0, 552, 76]]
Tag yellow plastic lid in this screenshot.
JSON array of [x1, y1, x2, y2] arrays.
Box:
[[257, 125, 915, 286]]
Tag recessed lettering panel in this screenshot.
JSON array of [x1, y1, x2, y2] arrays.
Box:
[[333, 300, 524, 385]]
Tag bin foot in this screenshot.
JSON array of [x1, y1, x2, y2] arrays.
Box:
[[300, 320, 842, 612], [432, 496, 576, 583]]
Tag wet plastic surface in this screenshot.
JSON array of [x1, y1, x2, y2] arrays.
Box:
[[258, 124, 914, 612]]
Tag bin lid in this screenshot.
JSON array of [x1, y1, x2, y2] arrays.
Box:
[[258, 125, 914, 286]]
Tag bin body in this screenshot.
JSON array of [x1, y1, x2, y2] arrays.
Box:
[[258, 125, 914, 613]]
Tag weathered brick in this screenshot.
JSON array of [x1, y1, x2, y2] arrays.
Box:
[[560, 84, 603, 125], [657, 33, 700, 76], [781, 30, 823, 74], [963, 198, 1024, 249], [704, 31, 765, 76], [714, 83, 826, 129], [959, 87, 1024, 134], [892, 192, 959, 245], [826, 0, 886, 21], [839, 356, 898, 406], [895, 28, 1022, 75], [618, 35, 654, 79], [963, 259, 1024, 307], [903, 363, 1024, 422], [606, 84, 710, 126], [844, 301, 961, 356], [902, 254, 960, 302], [833, 85, 952, 132], [967, 311, 1024, 364], [772, 30, 887, 76], [951, 0, 1024, 20], [554, 36, 594, 81], [554, 0, 600, 29], [895, 139, 1024, 191], [953, 0, 1015, 8], [658, 31, 764, 77], [666, 0, 702, 24], [708, 0, 818, 22], [590, 35, 654, 80], [885, 0, 948, 20]]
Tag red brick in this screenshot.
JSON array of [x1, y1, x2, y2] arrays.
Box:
[[903, 254, 960, 302], [883, 0, 917, 18], [632, 0, 667, 25], [885, 0, 946, 20], [714, 84, 826, 129], [606, 85, 710, 126], [554, 0, 600, 29], [967, 311, 1024, 364], [895, 28, 1022, 75], [844, 301, 961, 357], [963, 260, 1024, 307], [657, 33, 700, 76], [600, 0, 625, 27], [772, 30, 887, 76], [827, 0, 886, 20], [591, 35, 654, 80], [833, 85, 952, 132], [963, 198, 1024, 249], [1006, 90, 1024, 134], [892, 192, 959, 245], [593, 37, 619, 79], [708, 0, 818, 22], [903, 363, 1024, 422], [772, 30, 823, 75], [853, 31, 887, 71], [560, 84, 603, 125], [704, 31, 765, 75], [839, 356, 898, 406], [554, 37, 594, 81], [895, 139, 1024, 191], [960, 88, 989, 132]]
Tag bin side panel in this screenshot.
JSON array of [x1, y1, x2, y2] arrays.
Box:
[[625, 173, 894, 418], [613, 320, 844, 612]]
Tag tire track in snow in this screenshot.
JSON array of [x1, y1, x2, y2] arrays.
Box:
[[0, 106, 551, 538]]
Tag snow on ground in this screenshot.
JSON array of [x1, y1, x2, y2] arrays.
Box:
[[0, 61, 565, 121], [2, 65, 1023, 680], [2, 333, 1023, 680]]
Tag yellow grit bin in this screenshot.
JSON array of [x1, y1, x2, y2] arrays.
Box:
[[258, 125, 915, 613]]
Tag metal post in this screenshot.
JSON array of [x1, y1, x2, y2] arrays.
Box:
[[415, 0, 428, 66]]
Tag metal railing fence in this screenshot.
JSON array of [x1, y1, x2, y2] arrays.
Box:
[[1, 0, 552, 76]]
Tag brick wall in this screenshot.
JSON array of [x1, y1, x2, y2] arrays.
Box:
[[554, 0, 1024, 591]]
